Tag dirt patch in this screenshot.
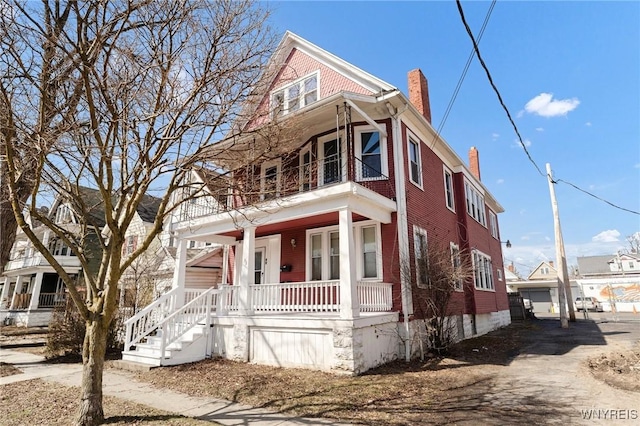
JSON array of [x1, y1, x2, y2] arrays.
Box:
[[0, 362, 23, 377], [0, 379, 215, 425], [587, 344, 640, 393]]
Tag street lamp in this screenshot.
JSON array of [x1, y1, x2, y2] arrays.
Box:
[[501, 240, 512, 248]]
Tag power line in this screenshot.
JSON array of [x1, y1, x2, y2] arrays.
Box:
[[431, 0, 496, 149], [456, 0, 640, 217], [455, 0, 544, 177], [555, 178, 640, 215]]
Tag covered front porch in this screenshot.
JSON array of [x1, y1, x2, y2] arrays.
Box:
[[123, 181, 404, 372]]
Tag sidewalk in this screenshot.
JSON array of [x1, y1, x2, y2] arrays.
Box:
[[0, 349, 346, 426]]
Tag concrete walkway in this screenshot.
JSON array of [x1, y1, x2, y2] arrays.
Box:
[[0, 349, 345, 426]]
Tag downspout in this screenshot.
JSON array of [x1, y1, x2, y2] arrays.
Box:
[[388, 101, 412, 362]]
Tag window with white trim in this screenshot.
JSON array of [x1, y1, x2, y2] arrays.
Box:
[[124, 235, 138, 255], [472, 250, 494, 290], [306, 221, 381, 281], [355, 126, 388, 180], [413, 226, 429, 288], [408, 137, 422, 187], [443, 167, 455, 211], [260, 159, 281, 201], [299, 147, 312, 191], [497, 268, 503, 281], [318, 135, 343, 185], [272, 72, 319, 117], [55, 204, 73, 224], [464, 180, 486, 226], [489, 210, 498, 239], [450, 242, 463, 291]]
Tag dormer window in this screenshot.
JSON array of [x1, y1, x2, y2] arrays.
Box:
[[272, 72, 318, 117], [55, 204, 73, 224]]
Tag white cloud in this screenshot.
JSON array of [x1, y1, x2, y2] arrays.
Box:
[[592, 230, 621, 243], [585, 122, 592, 127], [535, 127, 544, 132], [492, 133, 500, 140], [514, 139, 532, 149], [516, 110, 524, 118], [634, 163, 640, 169], [497, 178, 504, 184], [524, 92, 580, 117]]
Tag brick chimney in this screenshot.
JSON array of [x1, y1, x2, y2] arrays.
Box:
[[507, 263, 515, 273], [408, 69, 431, 123], [549, 261, 554, 268], [469, 146, 481, 181]]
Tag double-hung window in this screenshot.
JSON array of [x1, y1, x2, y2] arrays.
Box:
[[472, 250, 494, 290], [414, 226, 429, 288], [489, 210, 498, 239], [443, 167, 455, 211], [272, 72, 319, 117], [450, 242, 463, 291], [408, 136, 422, 187], [464, 180, 486, 226], [306, 222, 381, 281], [355, 126, 388, 180]]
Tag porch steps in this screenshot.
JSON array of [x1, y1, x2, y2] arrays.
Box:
[[122, 323, 209, 367]]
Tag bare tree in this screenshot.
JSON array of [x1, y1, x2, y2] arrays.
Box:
[[1, 1, 287, 424], [402, 240, 473, 357], [626, 232, 640, 254]]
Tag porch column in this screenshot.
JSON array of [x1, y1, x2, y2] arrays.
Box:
[[171, 238, 188, 307], [238, 226, 256, 315], [339, 208, 359, 319], [9, 275, 25, 310], [28, 272, 44, 310], [0, 276, 11, 309], [221, 245, 230, 285]]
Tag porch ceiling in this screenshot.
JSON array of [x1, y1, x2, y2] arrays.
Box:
[[173, 181, 396, 241]]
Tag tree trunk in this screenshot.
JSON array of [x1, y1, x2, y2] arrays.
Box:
[[76, 317, 108, 426]]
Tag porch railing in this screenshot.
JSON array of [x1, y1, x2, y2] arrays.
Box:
[[10, 293, 31, 310], [357, 281, 393, 312], [38, 292, 67, 308], [247, 280, 393, 313]]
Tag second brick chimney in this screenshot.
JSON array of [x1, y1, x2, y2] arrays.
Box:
[[408, 69, 432, 124], [469, 146, 481, 181]]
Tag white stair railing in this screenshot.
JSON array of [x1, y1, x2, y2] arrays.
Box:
[[158, 287, 216, 364], [124, 288, 181, 352]]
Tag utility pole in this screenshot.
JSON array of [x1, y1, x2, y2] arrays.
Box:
[[546, 163, 576, 327]]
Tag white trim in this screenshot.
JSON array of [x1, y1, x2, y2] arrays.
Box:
[[413, 225, 428, 289], [450, 242, 463, 292], [443, 166, 455, 212], [299, 146, 312, 191], [305, 220, 382, 282], [472, 249, 495, 291], [406, 131, 423, 189], [489, 210, 498, 239], [464, 179, 487, 227], [260, 158, 282, 201], [354, 124, 389, 181], [271, 71, 320, 117], [317, 133, 345, 186]]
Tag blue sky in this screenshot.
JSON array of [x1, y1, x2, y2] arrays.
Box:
[[268, 0, 640, 275]]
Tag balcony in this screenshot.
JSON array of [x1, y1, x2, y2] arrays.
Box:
[[3, 254, 82, 272], [178, 155, 396, 222]]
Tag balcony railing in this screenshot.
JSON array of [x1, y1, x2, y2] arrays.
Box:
[[178, 155, 396, 221], [4, 254, 81, 272], [38, 292, 67, 308]]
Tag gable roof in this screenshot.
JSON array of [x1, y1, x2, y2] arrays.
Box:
[[527, 261, 557, 280], [576, 255, 615, 275], [136, 194, 162, 224], [270, 31, 395, 95]]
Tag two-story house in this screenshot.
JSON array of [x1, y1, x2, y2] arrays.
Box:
[[0, 188, 103, 327], [122, 31, 510, 374]]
